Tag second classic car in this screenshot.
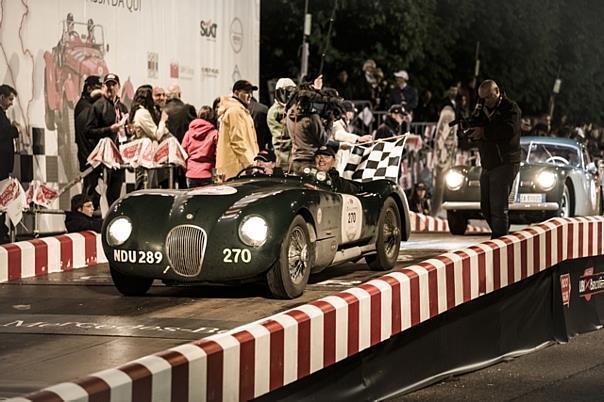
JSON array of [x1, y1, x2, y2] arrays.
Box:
[[442, 136, 602, 235]]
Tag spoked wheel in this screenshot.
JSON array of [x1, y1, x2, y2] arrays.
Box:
[[110, 265, 153, 296], [267, 215, 313, 299], [366, 197, 401, 271]]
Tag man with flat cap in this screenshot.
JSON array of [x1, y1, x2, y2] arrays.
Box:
[[314, 145, 359, 193], [215, 80, 259, 180], [84, 72, 129, 206]]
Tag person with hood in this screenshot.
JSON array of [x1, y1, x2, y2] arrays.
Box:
[[215, 80, 259, 179], [181, 106, 219, 187], [267, 77, 296, 170], [65, 194, 102, 233], [74, 75, 103, 206]]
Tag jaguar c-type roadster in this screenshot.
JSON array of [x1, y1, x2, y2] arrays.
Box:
[[442, 136, 602, 235], [102, 171, 411, 299]]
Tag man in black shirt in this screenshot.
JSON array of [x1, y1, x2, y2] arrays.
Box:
[[85, 73, 128, 206], [65, 194, 102, 233], [468, 79, 521, 238]]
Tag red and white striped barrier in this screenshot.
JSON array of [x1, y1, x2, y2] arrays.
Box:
[[409, 211, 490, 234], [0, 232, 106, 283], [14, 216, 604, 402]]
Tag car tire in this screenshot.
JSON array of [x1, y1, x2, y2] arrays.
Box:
[[110, 265, 153, 296], [558, 182, 573, 217], [266, 215, 313, 299], [366, 197, 401, 271], [447, 211, 468, 235]]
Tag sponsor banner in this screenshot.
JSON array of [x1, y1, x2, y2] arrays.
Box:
[[579, 267, 604, 301], [560, 273, 571, 307]]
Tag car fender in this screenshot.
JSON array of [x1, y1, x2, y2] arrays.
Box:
[[43, 51, 60, 110], [62, 75, 79, 106]]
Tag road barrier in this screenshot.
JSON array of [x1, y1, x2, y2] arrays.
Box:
[[409, 211, 490, 234], [0, 232, 106, 283], [11, 216, 604, 402]]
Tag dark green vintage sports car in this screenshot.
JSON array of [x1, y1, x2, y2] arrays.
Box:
[[102, 171, 411, 299], [442, 136, 602, 234]]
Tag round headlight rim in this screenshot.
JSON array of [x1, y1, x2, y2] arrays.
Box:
[[536, 170, 557, 191], [445, 169, 466, 191], [238, 214, 269, 248], [106, 216, 133, 247]]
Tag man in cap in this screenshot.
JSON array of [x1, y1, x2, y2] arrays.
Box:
[[313, 145, 359, 193], [215, 80, 259, 179], [268, 77, 296, 169], [85, 72, 129, 206], [74, 75, 103, 204], [375, 104, 408, 140], [387, 70, 418, 112]]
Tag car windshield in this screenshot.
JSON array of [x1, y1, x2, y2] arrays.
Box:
[[523, 142, 581, 168]]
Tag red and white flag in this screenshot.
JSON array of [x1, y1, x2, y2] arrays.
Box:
[[153, 137, 188, 168], [0, 178, 27, 225], [87, 138, 123, 169]]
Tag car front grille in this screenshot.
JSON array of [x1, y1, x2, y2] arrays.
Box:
[[165, 225, 207, 277], [508, 173, 520, 203]]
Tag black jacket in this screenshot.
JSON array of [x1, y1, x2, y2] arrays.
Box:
[[74, 92, 102, 170], [327, 168, 360, 194], [85, 96, 128, 144], [477, 96, 522, 170], [65, 211, 103, 233], [0, 109, 18, 180], [165, 98, 196, 142], [375, 116, 401, 140]]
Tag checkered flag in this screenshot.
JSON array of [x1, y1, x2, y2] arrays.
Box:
[[341, 136, 407, 183]]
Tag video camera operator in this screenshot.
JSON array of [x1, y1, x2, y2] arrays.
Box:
[[465, 79, 521, 238], [286, 77, 342, 174]]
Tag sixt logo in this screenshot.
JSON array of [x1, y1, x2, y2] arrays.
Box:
[[200, 19, 217, 39]]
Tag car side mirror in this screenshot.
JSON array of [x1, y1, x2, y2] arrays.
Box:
[[586, 162, 598, 174]]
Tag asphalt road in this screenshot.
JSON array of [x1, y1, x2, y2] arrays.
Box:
[[0, 233, 487, 398], [387, 327, 604, 402]]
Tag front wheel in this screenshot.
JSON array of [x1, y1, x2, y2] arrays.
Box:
[[558, 183, 573, 217], [366, 197, 401, 271], [110, 266, 153, 296], [447, 211, 468, 235], [266, 215, 313, 299]]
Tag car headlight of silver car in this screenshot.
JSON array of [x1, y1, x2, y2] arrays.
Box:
[[239, 215, 268, 247], [536, 170, 556, 191], [106, 217, 133, 246], [445, 170, 465, 191]]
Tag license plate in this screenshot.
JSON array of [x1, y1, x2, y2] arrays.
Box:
[[518, 193, 545, 203], [113, 249, 164, 264]]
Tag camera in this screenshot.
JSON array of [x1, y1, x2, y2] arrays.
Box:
[[448, 99, 489, 145], [288, 86, 344, 121]]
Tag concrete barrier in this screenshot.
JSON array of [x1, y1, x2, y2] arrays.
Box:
[[409, 211, 490, 234], [0, 232, 107, 283], [12, 217, 604, 402]]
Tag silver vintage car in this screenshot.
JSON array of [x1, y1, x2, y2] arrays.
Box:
[[442, 136, 603, 235]]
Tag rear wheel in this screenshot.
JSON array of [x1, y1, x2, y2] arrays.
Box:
[[110, 265, 153, 296], [447, 211, 468, 235], [266, 215, 312, 299], [366, 197, 401, 271]]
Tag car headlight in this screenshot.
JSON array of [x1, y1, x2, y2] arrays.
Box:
[[536, 170, 556, 191], [445, 170, 465, 191], [239, 215, 268, 247], [107, 217, 132, 246]]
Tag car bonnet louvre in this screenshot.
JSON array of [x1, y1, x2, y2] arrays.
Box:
[[165, 225, 207, 277]]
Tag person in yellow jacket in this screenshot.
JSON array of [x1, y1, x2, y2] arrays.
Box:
[[216, 80, 260, 179]]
